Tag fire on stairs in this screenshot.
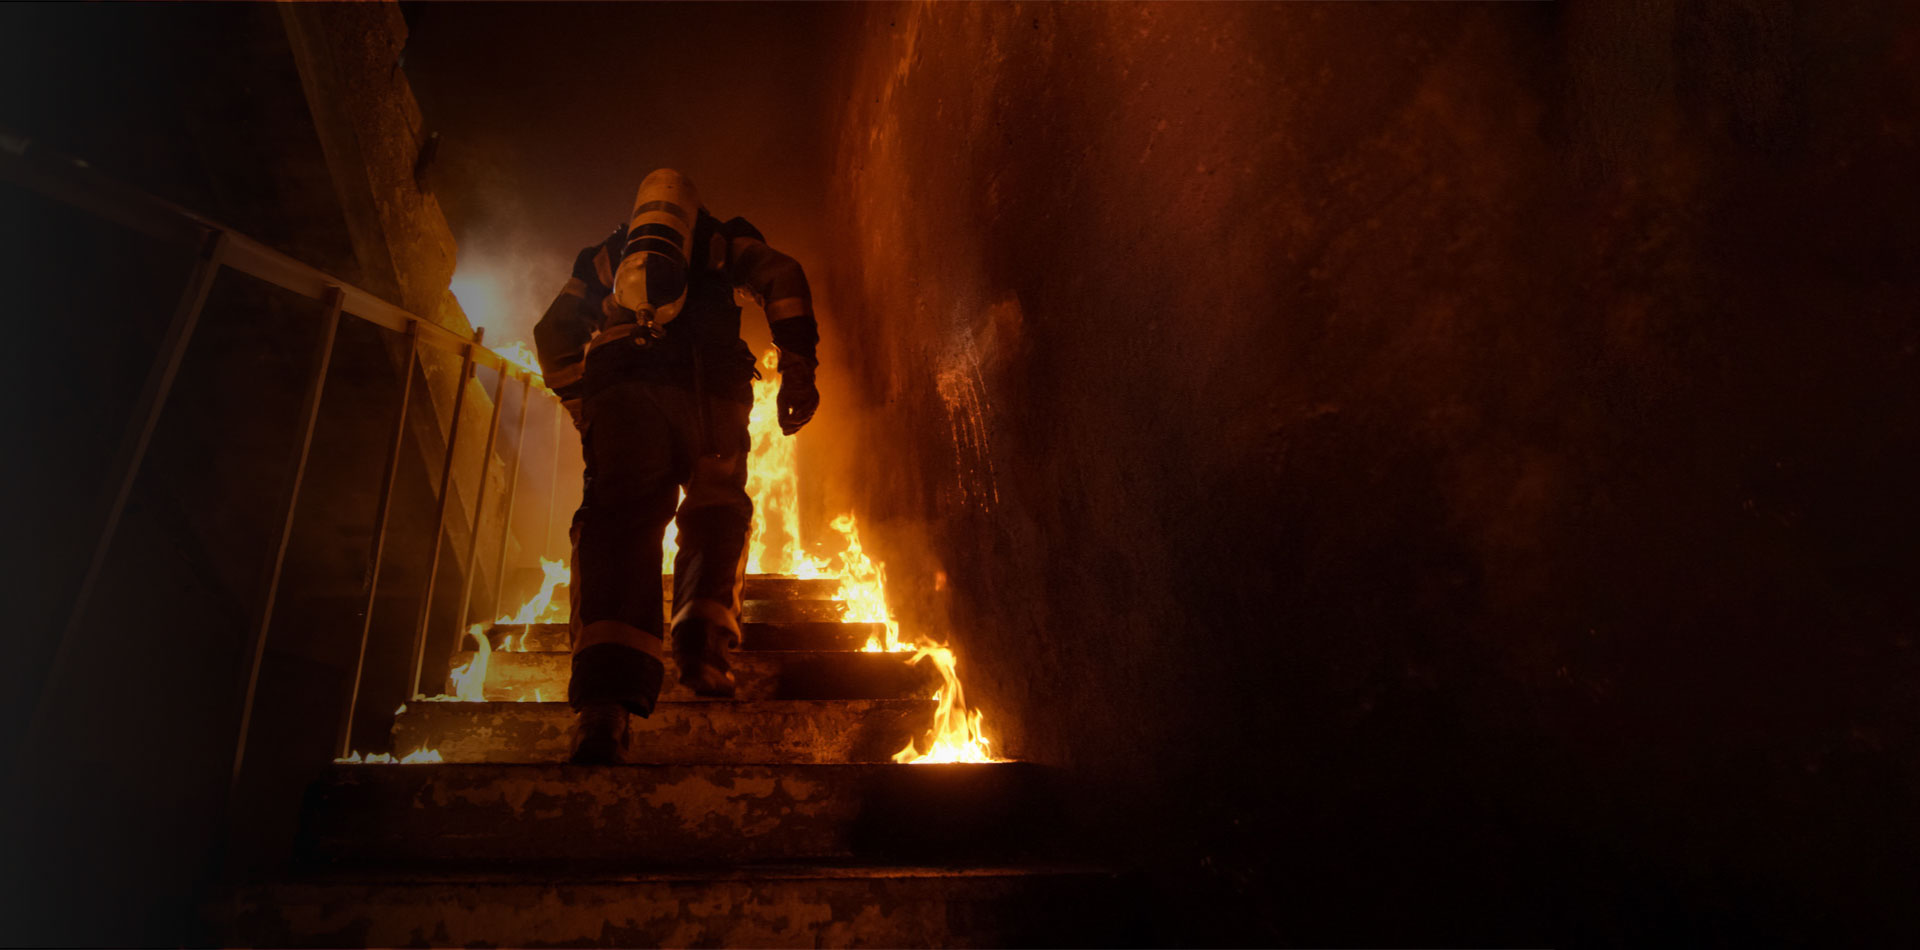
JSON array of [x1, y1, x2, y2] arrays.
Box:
[[211, 354, 1131, 946], [214, 569, 1131, 946]]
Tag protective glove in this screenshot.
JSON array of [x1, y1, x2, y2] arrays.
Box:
[[776, 352, 819, 435]]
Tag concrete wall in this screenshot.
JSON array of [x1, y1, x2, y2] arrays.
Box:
[[821, 2, 1920, 943]]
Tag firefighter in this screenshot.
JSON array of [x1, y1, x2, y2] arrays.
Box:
[[533, 168, 818, 764]]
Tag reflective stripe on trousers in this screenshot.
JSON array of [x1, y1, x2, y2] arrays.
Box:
[[566, 378, 751, 708]]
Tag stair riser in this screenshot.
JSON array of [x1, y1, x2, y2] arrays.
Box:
[[738, 599, 849, 622], [218, 873, 1133, 949], [302, 764, 1046, 866], [662, 575, 841, 600], [501, 621, 881, 653], [493, 601, 848, 634], [393, 701, 931, 764], [449, 651, 937, 702]]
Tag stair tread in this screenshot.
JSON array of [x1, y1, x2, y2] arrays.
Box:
[[214, 862, 1137, 948], [302, 762, 1053, 867], [251, 861, 1112, 884], [400, 698, 933, 711], [450, 649, 934, 702], [497, 621, 883, 653], [468, 648, 907, 656], [392, 699, 935, 764], [662, 575, 842, 599]]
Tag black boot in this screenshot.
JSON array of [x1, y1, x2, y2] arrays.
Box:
[[569, 701, 631, 764], [672, 616, 737, 698]]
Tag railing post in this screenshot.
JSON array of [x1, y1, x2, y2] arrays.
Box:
[[452, 364, 510, 640], [336, 322, 419, 758], [489, 374, 535, 621], [409, 331, 480, 697], [229, 285, 343, 790], [20, 229, 226, 760]]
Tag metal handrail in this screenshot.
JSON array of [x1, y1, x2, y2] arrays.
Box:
[[2, 131, 563, 783], [0, 133, 524, 375]]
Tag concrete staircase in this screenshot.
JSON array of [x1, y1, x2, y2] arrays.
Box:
[[214, 576, 1131, 947]]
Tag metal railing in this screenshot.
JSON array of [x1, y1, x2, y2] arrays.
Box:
[[2, 133, 568, 790]]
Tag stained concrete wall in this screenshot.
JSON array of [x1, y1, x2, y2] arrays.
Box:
[[821, 2, 1920, 943]]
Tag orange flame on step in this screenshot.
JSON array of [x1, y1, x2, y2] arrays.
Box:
[[446, 624, 491, 701], [499, 557, 568, 626], [825, 515, 996, 763], [334, 748, 444, 764], [894, 645, 994, 763], [462, 346, 998, 762], [830, 515, 906, 652], [745, 350, 832, 577], [662, 488, 685, 574]]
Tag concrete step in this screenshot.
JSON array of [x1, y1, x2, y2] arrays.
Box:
[[214, 865, 1138, 948], [487, 600, 849, 642], [668, 574, 843, 600], [500, 620, 881, 653], [301, 762, 1052, 866], [451, 650, 937, 703], [737, 598, 850, 622], [393, 700, 931, 764]]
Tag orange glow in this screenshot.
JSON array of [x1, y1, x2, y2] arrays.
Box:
[[745, 350, 833, 577], [492, 556, 572, 627], [493, 339, 545, 383], [443, 344, 999, 763], [892, 646, 995, 764], [829, 515, 906, 652], [446, 624, 491, 701], [662, 488, 685, 574], [733, 349, 997, 763], [816, 515, 996, 763], [334, 748, 443, 765]]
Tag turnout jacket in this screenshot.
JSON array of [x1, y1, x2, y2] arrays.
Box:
[[533, 211, 818, 408]]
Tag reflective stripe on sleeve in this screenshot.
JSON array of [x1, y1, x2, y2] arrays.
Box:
[[766, 297, 810, 321]]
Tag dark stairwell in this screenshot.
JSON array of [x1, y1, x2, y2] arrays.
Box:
[[6, 2, 1920, 946]]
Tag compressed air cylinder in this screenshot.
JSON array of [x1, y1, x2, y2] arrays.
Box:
[[612, 168, 702, 327]]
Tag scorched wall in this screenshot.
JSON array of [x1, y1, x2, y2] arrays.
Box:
[[819, 2, 1920, 943]]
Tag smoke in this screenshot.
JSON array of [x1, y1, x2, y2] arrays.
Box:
[[448, 229, 570, 351], [431, 128, 572, 350], [404, 1, 847, 354]]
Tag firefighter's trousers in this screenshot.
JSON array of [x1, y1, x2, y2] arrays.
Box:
[[567, 377, 752, 714]]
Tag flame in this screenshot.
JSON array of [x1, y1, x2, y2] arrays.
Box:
[[493, 340, 545, 383], [662, 488, 685, 574], [447, 624, 491, 701], [893, 646, 995, 763], [502, 557, 569, 625], [432, 345, 999, 763], [744, 350, 833, 577], [423, 550, 568, 702], [737, 348, 995, 761], [818, 514, 996, 762], [830, 515, 907, 652], [334, 748, 443, 765]]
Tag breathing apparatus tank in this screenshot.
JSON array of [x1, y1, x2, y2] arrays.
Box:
[[612, 168, 702, 337]]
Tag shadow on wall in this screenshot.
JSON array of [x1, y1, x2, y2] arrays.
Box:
[[822, 1, 1920, 944], [0, 5, 563, 946]]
